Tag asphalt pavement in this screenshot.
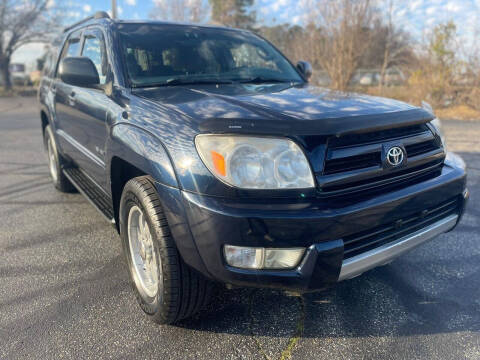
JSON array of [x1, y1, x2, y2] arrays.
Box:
[[0, 96, 479, 360]]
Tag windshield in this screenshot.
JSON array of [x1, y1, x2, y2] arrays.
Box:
[[117, 23, 303, 87]]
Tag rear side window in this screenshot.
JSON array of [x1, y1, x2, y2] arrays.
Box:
[[81, 32, 108, 85]]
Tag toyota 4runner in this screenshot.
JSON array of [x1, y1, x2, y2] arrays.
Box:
[[38, 12, 468, 324]]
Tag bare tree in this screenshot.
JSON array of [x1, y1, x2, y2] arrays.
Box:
[[0, 0, 61, 90], [149, 0, 210, 24], [378, 0, 395, 93], [468, 26, 480, 98], [376, 0, 412, 93], [460, 24, 480, 87], [305, 0, 374, 90]]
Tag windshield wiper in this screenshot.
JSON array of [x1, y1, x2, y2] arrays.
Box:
[[237, 76, 298, 84], [132, 77, 299, 88], [165, 78, 235, 85], [132, 78, 234, 88]]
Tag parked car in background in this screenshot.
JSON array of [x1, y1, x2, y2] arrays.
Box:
[[10, 63, 31, 86], [350, 67, 406, 87], [38, 12, 468, 324]]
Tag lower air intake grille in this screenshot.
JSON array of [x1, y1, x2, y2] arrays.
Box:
[[343, 197, 459, 259]]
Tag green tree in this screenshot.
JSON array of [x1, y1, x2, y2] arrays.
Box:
[[209, 0, 256, 29]]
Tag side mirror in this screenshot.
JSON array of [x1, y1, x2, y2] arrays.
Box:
[[296, 61, 313, 81], [59, 57, 100, 87]]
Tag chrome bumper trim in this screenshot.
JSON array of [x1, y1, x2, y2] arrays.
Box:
[[338, 214, 458, 281]]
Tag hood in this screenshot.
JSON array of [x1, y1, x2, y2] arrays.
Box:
[[132, 83, 434, 136]]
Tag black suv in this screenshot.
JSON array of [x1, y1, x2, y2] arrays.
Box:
[[39, 12, 468, 324]]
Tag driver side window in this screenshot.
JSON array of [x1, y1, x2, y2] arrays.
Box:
[[56, 30, 82, 78], [81, 32, 108, 85]]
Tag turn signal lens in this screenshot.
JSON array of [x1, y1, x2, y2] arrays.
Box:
[[211, 150, 226, 176]]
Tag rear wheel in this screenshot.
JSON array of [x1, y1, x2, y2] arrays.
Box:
[[44, 125, 75, 192], [119, 176, 213, 324]]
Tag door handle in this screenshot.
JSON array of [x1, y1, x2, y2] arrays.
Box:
[[68, 91, 76, 105]]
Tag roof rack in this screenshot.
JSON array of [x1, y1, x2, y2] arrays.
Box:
[[63, 11, 110, 33]]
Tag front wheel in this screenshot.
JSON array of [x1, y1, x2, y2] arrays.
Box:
[[119, 176, 213, 324]]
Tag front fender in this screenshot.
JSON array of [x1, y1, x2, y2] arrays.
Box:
[[106, 124, 212, 277], [107, 123, 178, 189]]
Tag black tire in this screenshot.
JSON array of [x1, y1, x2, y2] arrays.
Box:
[[44, 125, 75, 192], [119, 176, 213, 324]]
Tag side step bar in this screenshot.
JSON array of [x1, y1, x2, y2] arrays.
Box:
[[63, 168, 115, 224], [338, 214, 458, 281]]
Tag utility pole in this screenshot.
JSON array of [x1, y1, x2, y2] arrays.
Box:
[[111, 0, 118, 19]]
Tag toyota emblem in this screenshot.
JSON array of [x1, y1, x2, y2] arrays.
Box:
[[386, 146, 405, 166]]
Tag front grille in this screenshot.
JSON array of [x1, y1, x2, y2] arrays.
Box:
[[322, 159, 444, 193], [324, 152, 380, 175], [343, 197, 459, 259], [405, 140, 438, 157], [318, 124, 445, 195]]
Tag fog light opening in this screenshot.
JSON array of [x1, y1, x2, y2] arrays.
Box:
[[224, 245, 305, 269]]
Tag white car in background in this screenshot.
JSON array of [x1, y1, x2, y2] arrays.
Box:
[[10, 63, 31, 86]]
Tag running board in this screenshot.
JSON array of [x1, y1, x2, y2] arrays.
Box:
[[63, 168, 115, 224]]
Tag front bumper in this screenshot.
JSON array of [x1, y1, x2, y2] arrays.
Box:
[[170, 157, 468, 292], [338, 213, 458, 281]]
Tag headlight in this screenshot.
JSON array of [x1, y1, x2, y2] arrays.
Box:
[[422, 101, 446, 150], [195, 135, 314, 189], [430, 117, 447, 150]]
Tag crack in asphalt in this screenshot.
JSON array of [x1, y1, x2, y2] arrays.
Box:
[[248, 290, 306, 360], [279, 296, 305, 360], [248, 290, 272, 360]]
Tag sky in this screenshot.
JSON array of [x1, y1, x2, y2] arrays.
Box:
[[13, 0, 480, 70]]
